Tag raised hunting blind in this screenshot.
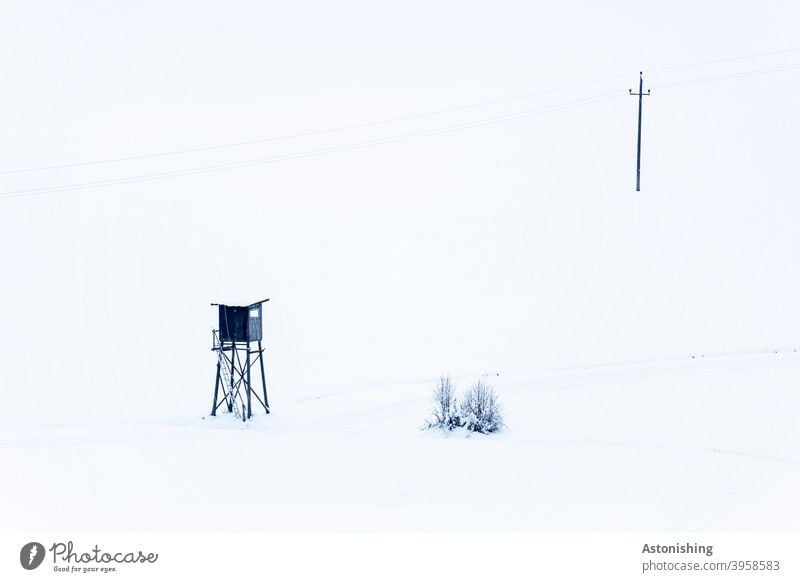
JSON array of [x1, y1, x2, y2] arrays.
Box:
[[210, 299, 270, 421]]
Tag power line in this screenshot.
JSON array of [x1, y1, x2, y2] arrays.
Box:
[[0, 91, 624, 201], [651, 62, 800, 89], [648, 46, 800, 72], [0, 72, 634, 176], [3, 46, 799, 177], [2, 55, 800, 201]]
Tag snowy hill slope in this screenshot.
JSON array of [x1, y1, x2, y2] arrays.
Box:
[[3, 350, 798, 531], [1, 2, 799, 535]]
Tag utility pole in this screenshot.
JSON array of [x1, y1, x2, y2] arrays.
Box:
[[629, 72, 650, 191]]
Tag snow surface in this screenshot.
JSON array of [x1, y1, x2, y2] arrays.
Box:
[[2, 350, 799, 531], [1, 2, 799, 532]]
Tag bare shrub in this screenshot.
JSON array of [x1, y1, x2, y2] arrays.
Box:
[[460, 379, 504, 434], [424, 375, 462, 430]]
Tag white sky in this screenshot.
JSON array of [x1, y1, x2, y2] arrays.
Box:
[[1, 1, 799, 427]]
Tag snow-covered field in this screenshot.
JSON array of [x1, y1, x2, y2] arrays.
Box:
[[2, 2, 800, 538], [3, 349, 798, 531]]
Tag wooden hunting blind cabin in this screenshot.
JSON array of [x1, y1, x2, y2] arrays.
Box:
[[210, 298, 270, 421]]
